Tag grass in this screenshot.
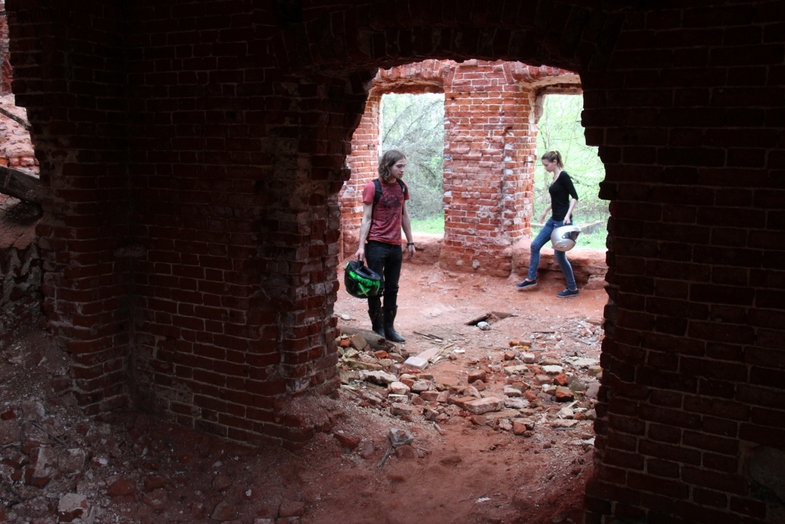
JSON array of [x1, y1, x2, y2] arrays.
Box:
[[410, 215, 608, 250], [410, 214, 445, 234]]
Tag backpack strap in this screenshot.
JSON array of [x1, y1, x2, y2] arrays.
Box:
[[373, 178, 406, 205], [398, 178, 407, 197], [373, 178, 382, 206], [373, 178, 407, 209]]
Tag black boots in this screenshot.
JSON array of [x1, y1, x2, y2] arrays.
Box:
[[368, 307, 385, 338], [383, 306, 405, 343], [369, 302, 405, 343]]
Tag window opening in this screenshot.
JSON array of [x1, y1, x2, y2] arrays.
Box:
[[380, 92, 445, 234]]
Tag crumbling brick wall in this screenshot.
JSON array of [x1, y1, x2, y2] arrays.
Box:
[[0, 0, 40, 348], [0, 95, 37, 171], [5, 2, 785, 522]]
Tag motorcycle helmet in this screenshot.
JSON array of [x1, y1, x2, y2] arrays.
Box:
[[344, 260, 383, 298], [551, 224, 581, 251]]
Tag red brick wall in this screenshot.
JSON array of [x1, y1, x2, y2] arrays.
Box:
[[5, 2, 785, 522], [0, 95, 37, 171], [0, 0, 10, 95], [340, 90, 381, 259], [442, 60, 533, 276], [580, 4, 785, 522]]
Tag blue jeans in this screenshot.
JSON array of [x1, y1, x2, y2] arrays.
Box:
[[365, 241, 403, 310], [527, 218, 577, 290]]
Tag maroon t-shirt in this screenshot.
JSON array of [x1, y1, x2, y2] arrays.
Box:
[[362, 178, 410, 245]]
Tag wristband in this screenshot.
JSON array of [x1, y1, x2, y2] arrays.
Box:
[[407, 242, 415, 247]]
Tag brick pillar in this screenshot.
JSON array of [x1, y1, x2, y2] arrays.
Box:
[[441, 60, 534, 276], [9, 1, 132, 415]]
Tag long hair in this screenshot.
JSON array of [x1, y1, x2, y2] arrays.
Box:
[[378, 150, 406, 182], [541, 150, 564, 169]]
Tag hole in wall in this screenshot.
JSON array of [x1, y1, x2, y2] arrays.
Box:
[[334, 60, 610, 520], [533, 92, 609, 247]]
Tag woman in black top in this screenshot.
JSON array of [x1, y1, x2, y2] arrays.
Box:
[[516, 150, 580, 297]]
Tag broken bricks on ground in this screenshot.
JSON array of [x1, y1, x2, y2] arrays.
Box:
[[336, 324, 601, 443]]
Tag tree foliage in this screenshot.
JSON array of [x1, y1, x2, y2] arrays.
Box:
[[380, 93, 445, 220], [535, 94, 608, 222]]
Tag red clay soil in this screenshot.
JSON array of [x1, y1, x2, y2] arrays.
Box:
[[0, 256, 607, 524]]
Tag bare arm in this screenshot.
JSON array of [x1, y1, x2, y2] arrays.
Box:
[[354, 202, 374, 261], [539, 204, 552, 224], [401, 200, 415, 260], [564, 198, 578, 225]]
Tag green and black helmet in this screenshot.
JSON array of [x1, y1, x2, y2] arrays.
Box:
[[344, 260, 382, 298]]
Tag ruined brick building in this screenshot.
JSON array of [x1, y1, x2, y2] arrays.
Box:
[[1, 1, 785, 522], [339, 59, 585, 275]]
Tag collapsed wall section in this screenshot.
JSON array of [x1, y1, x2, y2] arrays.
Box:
[[0, 3, 41, 349], [0, 197, 41, 348]]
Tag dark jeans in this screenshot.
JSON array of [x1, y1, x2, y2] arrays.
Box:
[[365, 241, 403, 310]]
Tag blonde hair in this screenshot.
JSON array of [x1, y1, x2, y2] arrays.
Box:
[[541, 150, 564, 169], [378, 150, 406, 182]]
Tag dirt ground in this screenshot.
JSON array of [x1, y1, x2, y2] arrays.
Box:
[[0, 256, 607, 524]]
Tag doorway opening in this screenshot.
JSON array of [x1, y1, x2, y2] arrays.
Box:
[[333, 60, 609, 523]]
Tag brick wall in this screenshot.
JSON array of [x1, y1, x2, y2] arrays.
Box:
[[340, 90, 381, 259], [9, 1, 133, 415], [5, 1, 785, 522], [580, 4, 785, 522], [119, 4, 369, 445], [0, 95, 37, 170], [0, 0, 9, 94], [443, 60, 534, 276]]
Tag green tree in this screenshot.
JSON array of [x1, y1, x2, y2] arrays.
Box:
[[380, 93, 445, 220]]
